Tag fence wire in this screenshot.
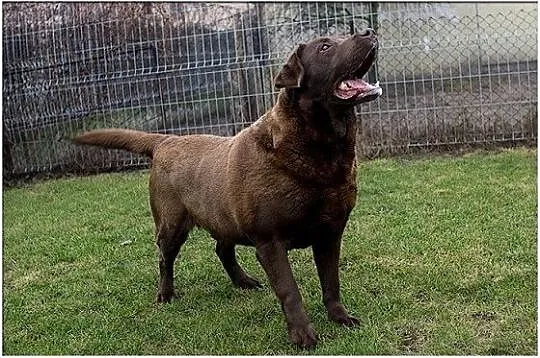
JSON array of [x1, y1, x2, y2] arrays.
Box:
[[2, 2, 537, 177]]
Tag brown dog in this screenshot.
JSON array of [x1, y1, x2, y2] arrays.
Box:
[[73, 30, 381, 349]]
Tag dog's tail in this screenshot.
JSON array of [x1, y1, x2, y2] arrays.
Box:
[[72, 129, 170, 158]]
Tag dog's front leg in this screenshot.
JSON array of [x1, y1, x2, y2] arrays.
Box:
[[256, 240, 318, 349], [312, 238, 359, 327]]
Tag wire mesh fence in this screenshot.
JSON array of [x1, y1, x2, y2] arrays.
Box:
[[2, 2, 537, 177]]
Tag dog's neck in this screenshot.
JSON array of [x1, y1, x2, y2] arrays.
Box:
[[256, 89, 357, 186], [278, 89, 357, 142]]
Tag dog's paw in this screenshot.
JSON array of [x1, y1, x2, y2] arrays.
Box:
[[288, 324, 318, 349], [234, 275, 263, 290], [331, 313, 360, 327], [328, 305, 360, 327], [328, 310, 360, 327], [155, 290, 176, 303]]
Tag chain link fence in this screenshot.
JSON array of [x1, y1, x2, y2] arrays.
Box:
[[2, 2, 537, 178]]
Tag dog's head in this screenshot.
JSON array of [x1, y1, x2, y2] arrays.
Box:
[[274, 30, 381, 107]]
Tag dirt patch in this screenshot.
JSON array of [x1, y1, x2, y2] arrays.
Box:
[[471, 311, 496, 321], [397, 326, 425, 354]]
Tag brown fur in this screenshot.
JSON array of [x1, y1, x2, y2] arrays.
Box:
[[73, 129, 170, 158], [73, 31, 381, 349]]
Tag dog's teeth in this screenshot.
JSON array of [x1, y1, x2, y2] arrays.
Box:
[[375, 81, 380, 87]]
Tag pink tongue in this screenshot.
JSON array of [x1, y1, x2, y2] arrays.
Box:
[[335, 79, 370, 99], [343, 79, 369, 90]]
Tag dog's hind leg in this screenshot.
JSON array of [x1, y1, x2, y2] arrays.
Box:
[[215, 241, 262, 289], [150, 188, 194, 303], [155, 221, 191, 303]]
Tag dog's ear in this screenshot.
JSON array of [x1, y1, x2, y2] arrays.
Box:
[[274, 44, 305, 89]]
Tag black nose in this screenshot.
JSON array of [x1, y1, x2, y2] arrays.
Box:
[[358, 28, 376, 37]]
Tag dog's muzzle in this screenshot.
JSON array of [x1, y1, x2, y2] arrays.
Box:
[[334, 37, 382, 101]]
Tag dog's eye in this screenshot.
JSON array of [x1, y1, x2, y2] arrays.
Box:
[[319, 44, 332, 52]]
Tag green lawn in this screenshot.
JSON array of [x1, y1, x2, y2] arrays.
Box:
[[2, 148, 537, 355]]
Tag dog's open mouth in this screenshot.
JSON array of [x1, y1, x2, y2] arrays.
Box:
[[335, 79, 381, 100], [334, 48, 382, 100]]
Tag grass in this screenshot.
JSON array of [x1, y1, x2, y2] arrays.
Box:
[[2, 148, 537, 355]]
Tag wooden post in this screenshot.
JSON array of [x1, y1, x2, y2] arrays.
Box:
[[254, 3, 270, 114], [3, 122, 14, 176], [234, 9, 259, 128], [356, 2, 380, 160], [367, 2, 379, 85]]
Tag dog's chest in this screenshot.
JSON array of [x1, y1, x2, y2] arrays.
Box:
[[245, 178, 357, 248], [232, 123, 358, 246], [281, 142, 355, 187], [289, 184, 357, 248]]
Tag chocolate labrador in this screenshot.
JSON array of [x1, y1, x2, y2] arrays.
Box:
[[73, 30, 381, 349]]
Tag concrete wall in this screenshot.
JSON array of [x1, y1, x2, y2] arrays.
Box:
[[377, 2, 537, 81]]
